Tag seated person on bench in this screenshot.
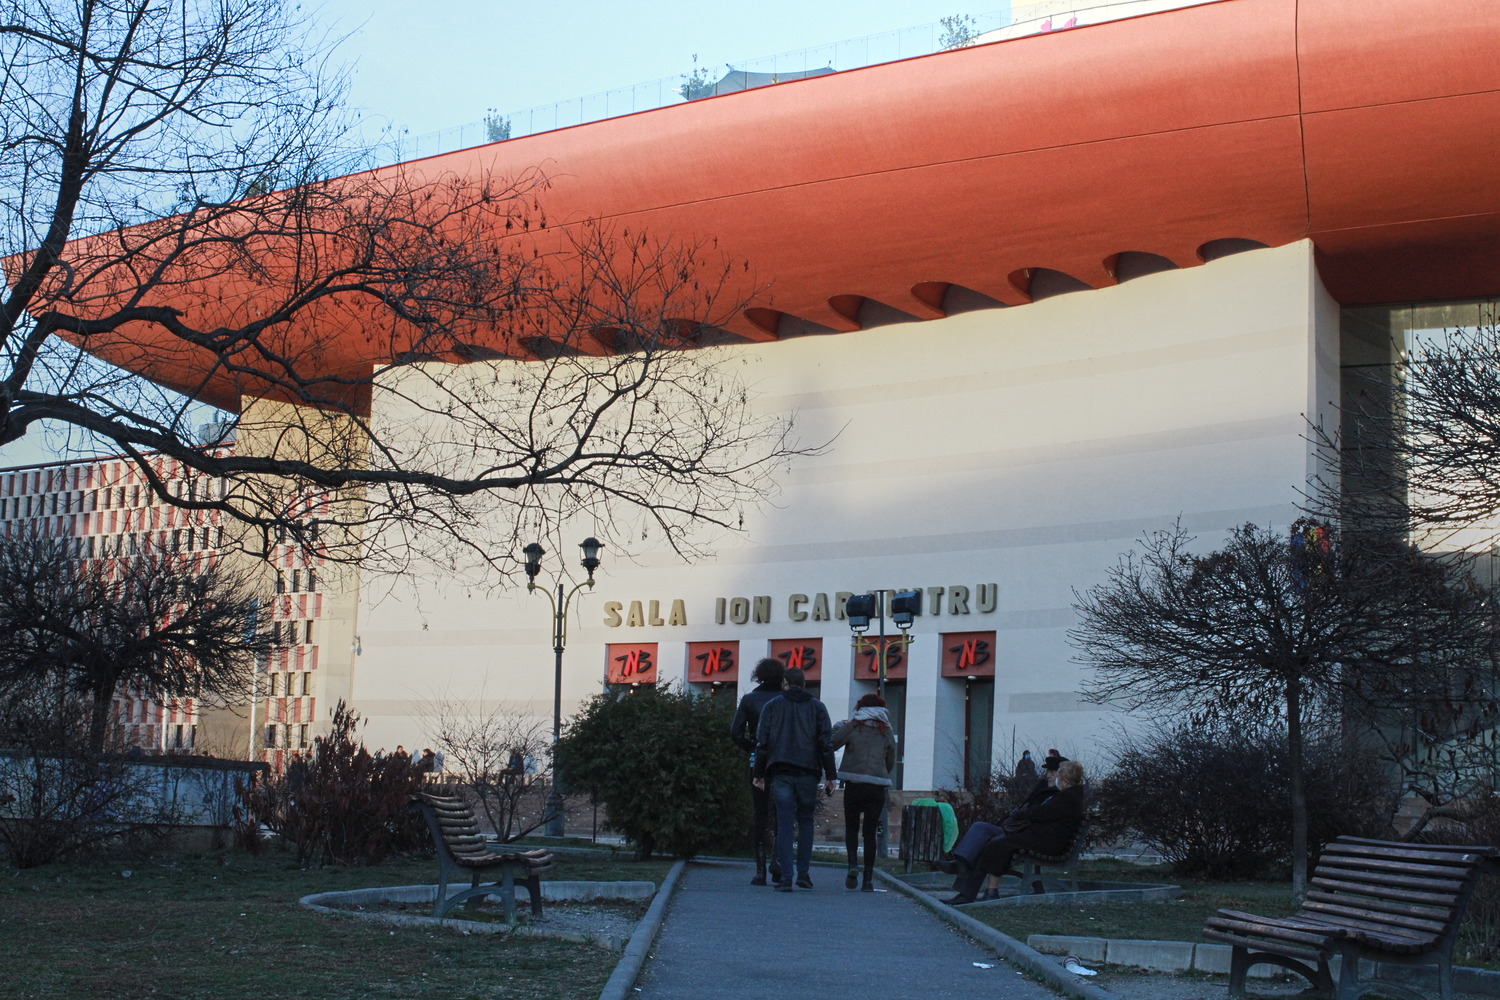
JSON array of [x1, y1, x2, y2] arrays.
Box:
[[939, 757, 1086, 904]]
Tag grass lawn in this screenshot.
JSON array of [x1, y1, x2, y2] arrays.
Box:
[[0, 847, 674, 1000]]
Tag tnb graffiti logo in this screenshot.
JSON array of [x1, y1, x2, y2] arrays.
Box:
[[778, 645, 819, 671], [695, 646, 735, 676], [614, 648, 654, 677], [860, 642, 904, 675], [949, 638, 991, 671]]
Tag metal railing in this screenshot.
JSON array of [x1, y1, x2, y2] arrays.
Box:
[[374, 0, 1214, 168]]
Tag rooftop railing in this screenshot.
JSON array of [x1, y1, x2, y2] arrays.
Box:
[[365, 0, 1214, 169]]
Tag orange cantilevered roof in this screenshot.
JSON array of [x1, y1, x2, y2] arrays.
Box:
[[50, 0, 1500, 410]]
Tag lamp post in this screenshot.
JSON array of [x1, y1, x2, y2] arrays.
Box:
[[522, 536, 604, 838], [846, 589, 919, 857], [845, 590, 920, 699]]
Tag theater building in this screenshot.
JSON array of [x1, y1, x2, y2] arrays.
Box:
[[13, 0, 1500, 793]]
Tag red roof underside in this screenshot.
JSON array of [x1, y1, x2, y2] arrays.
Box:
[[59, 0, 1500, 409]]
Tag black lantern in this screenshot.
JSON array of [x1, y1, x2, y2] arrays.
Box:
[[579, 537, 604, 578], [522, 542, 545, 585]]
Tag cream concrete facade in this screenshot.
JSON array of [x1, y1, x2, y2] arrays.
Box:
[[349, 241, 1341, 789]]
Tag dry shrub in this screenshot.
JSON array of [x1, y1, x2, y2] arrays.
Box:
[[237, 701, 426, 866]]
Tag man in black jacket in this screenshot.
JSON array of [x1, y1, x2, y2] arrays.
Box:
[[753, 668, 836, 891], [730, 658, 786, 885]]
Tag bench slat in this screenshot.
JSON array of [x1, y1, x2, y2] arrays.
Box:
[[1313, 863, 1467, 894], [1200, 929, 1325, 964], [1310, 875, 1462, 909], [1326, 838, 1492, 863], [1206, 911, 1342, 948], [1315, 855, 1478, 881], [1304, 891, 1455, 927], [1300, 901, 1446, 939]]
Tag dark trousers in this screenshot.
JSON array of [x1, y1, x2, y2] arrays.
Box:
[[749, 777, 774, 869], [950, 821, 1021, 897], [770, 772, 818, 881], [844, 782, 887, 880]]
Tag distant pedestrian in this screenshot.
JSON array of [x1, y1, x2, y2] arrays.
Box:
[[754, 667, 837, 891], [833, 693, 896, 891], [730, 658, 787, 885], [1014, 750, 1037, 781], [416, 748, 436, 775]]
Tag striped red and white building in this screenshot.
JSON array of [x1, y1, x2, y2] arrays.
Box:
[[0, 451, 333, 769]]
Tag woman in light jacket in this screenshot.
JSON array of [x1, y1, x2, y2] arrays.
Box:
[[832, 693, 897, 891]]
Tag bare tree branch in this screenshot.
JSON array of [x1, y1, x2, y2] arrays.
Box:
[[1, 1, 817, 586]]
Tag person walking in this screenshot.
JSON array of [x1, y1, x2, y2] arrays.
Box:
[[832, 693, 896, 891], [1014, 749, 1037, 781], [730, 657, 787, 885], [753, 667, 836, 892]]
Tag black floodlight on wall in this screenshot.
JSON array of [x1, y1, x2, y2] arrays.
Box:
[[845, 593, 877, 632], [890, 590, 921, 630]]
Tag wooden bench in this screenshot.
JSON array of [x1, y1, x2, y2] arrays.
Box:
[[1202, 835, 1496, 1000], [411, 787, 554, 922], [1005, 819, 1092, 894]]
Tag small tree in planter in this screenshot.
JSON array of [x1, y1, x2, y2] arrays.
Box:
[[427, 699, 551, 842]]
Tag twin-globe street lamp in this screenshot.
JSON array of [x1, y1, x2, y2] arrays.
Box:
[[521, 537, 604, 838]]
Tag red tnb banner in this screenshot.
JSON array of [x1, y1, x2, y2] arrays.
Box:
[[687, 641, 740, 683], [768, 638, 822, 681], [856, 636, 908, 680], [940, 631, 997, 677], [607, 643, 658, 684]]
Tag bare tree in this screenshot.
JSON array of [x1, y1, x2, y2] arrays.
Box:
[[0, 680, 183, 867], [1, 1, 808, 583], [0, 529, 273, 752], [1071, 519, 1498, 899], [1325, 312, 1500, 549], [938, 14, 980, 50], [426, 699, 552, 843]]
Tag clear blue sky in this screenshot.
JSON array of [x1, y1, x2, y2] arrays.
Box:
[[2, 1, 1005, 469]]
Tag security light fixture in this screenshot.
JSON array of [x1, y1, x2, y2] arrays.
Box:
[[890, 590, 921, 630], [845, 593, 877, 632]]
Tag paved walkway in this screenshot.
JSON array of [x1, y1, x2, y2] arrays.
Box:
[[632, 860, 1060, 999]]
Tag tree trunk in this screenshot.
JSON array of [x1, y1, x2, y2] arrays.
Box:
[[1287, 677, 1308, 902], [88, 680, 113, 755]]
